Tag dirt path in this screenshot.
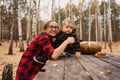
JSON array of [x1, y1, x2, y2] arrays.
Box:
[[0, 41, 120, 79]]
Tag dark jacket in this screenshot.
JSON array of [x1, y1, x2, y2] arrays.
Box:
[[53, 29, 81, 54]]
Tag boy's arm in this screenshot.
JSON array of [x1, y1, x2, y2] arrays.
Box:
[[51, 37, 75, 60]]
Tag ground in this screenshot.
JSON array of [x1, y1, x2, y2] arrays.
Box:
[[0, 41, 120, 79]]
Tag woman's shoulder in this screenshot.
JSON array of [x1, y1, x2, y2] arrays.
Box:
[[34, 32, 49, 41], [40, 32, 49, 37]]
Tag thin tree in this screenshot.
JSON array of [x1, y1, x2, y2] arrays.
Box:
[[94, 0, 102, 42], [107, 0, 112, 52], [51, 0, 55, 20], [0, 1, 3, 46], [78, 0, 84, 40], [37, 0, 41, 34], [31, 0, 37, 39], [8, 26, 14, 55], [18, 0, 24, 52], [8, 0, 14, 55], [88, 1, 92, 41], [112, 0, 117, 42], [26, 0, 31, 46], [69, 0, 72, 20], [58, 0, 61, 26], [13, 0, 18, 47], [103, 0, 107, 49]]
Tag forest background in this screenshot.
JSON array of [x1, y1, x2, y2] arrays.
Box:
[[0, 0, 120, 79]]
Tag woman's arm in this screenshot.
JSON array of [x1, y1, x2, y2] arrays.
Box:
[[51, 37, 75, 60]]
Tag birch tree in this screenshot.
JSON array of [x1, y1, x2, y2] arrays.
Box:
[[18, 0, 24, 52], [69, 0, 72, 21], [111, 0, 117, 41], [31, 0, 37, 39], [88, 1, 92, 41], [107, 0, 112, 52], [103, 0, 107, 48], [37, 0, 41, 33], [8, 25, 14, 55], [8, 0, 14, 55], [51, 0, 55, 20], [0, 2, 3, 46], [78, 0, 84, 40], [58, 0, 61, 26], [94, 0, 102, 42], [26, 0, 32, 46]]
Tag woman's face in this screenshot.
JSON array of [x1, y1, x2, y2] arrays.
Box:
[[45, 21, 59, 37]]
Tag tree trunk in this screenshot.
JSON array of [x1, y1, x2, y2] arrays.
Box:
[[51, 0, 55, 20], [18, 1, 24, 52], [107, 0, 112, 52], [2, 64, 13, 80], [13, 0, 18, 47], [79, 0, 84, 41], [103, 0, 107, 49], [0, 5, 2, 46], [32, 0, 37, 39], [69, 0, 72, 20], [95, 0, 98, 42], [58, 0, 61, 26], [8, 26, 13, 55], [97, 1, 102, 42], [88, 2, 91, 41], [26, 0, 31, 46], [37, 0, 41, 34], [18, 18, 24, 52]]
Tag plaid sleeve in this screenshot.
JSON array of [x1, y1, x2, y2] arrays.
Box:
[[38, 34, 54, 58]]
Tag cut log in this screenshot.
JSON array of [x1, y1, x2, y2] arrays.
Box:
[[80, 41, 102, 55], [2, 64, 13, 80]]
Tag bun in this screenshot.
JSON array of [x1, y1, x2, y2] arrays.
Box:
[[95, 51, 106, 57]]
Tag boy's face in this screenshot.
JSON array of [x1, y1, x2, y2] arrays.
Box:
[[62, 22, 73, 34]]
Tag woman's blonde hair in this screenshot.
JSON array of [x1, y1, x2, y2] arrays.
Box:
[[43, 20, 56, 30]]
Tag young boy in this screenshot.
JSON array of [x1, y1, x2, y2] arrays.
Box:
[[53, 19, 81, 58]]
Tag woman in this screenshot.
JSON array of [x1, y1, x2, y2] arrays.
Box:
[[15, 20, 75, 80]]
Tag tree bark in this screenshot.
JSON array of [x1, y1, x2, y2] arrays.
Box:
[[0, 5, 2, 46], [107, 0, 112, 52], [103, 0, 107, 49], [8, 26, 13, 55], [2, 64, 13, 80], [18, 1, 24, 52]]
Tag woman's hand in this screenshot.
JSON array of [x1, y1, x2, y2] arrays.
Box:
[[66, 37, 75, 44]]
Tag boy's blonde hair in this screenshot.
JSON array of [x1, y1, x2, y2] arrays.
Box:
[[62, 18, 73, 27]]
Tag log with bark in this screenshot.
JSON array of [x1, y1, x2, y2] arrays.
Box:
[[2, 64, 13, 80], [80, 41, 102, 55]]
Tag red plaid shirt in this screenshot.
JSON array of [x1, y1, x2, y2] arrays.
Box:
[[16, 32, 54, 80]]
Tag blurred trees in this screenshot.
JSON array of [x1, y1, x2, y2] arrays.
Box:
[[0, 0, 120, 53]]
